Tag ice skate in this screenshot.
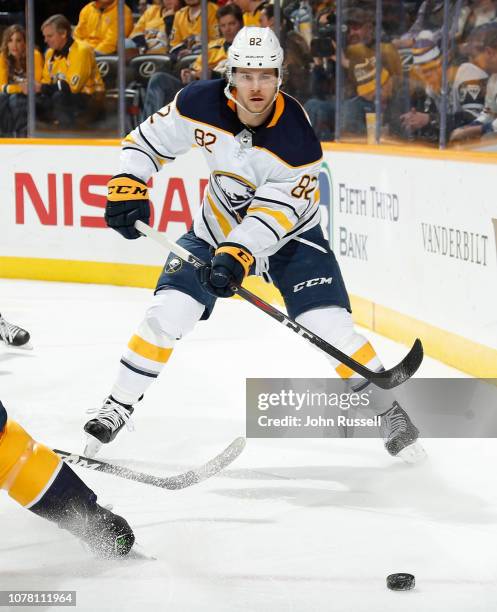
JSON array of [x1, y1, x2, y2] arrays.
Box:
[[84, 396, 134, 458], [0, 313, 32, 349], [379, 401, 427, 464]]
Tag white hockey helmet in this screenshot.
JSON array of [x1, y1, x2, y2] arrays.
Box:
[[226, 26, 284, 85]]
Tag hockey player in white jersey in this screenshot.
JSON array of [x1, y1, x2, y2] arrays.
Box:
[[83, 27, 423, 461]]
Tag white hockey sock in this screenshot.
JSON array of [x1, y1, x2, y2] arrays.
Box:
[[110, 290, 205, 405], [296, 306, 395, 412]]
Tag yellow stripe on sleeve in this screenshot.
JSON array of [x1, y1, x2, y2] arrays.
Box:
[[248, 206, 294, 231], [207, 193, 231, 237]]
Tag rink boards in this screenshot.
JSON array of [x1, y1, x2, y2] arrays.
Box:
[[0, 138, 495, 377]]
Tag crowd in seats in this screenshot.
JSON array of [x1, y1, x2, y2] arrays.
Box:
[[2, 0, 497, 145]]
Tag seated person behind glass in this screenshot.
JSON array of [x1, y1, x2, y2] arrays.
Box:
[[344, 7, 402, 93], [450, 22, 497, 142], [73, 0, 133, 56], [0, 25, 43, 136], [181, 4, 243, 83], [168, 0, 219, 61], [38, 14, 104, 130], [341, 56, 404, 139], [400, 31, 453, 142], [126, 0, 184, 56]]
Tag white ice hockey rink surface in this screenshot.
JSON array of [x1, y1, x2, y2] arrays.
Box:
[[1, 278, 496, 612]]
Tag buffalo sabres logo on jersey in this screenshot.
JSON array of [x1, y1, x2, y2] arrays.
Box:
[[211, 172, 256, 218], [165, 256, 183, 274]]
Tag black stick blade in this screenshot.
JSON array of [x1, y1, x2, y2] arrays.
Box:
[[373, 338, 424, 390]]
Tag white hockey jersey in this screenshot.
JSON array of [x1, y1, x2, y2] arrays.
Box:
[[119, 79, 323, 257]]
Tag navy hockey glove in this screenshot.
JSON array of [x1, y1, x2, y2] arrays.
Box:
[[199, 242, 254, 298], [105, 174, 150, 240]]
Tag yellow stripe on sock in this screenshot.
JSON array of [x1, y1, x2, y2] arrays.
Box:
[[336, 342, 377, 379], [128, 334, 173, 363]]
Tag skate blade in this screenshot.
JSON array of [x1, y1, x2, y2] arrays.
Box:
[[397, 441, 427, 464], [1, 341, 34, 351], [83, 434, 103, 458]]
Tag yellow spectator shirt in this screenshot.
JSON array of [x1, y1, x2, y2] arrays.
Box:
[[243, 2, 266, 26], [169, 3, 218, 50], [74, 0, 133, 55], [191, 38, 228, 74], [0, 48, 43, 94], [130, 4, 166, 38], [346, 42, 402, 86], [42, 39, 104, 95]]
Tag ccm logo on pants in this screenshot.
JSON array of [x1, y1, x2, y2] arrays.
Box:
[[293, 277, 333, 292]]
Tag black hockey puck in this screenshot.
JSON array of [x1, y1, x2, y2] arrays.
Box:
[[386, 573, 415, 591]]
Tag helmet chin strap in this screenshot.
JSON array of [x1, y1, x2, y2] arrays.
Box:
[[223, 82, 281, 117]]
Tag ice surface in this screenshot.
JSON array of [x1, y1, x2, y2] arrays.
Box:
[[1, 279, 496, 612]]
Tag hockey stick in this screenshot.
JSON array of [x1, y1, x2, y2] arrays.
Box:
[[54, 436, 245, 490], [135, 221, 423, 390]]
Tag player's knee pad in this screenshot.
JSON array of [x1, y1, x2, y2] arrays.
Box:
[[0, 419, 61, 507], [145, 289, 204, 341]]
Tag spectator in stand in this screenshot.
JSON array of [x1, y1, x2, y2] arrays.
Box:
[[232, 0, 267, 27], [400, 31, 456, 142], [188, 4, 243, 78], [168, 0, 218, 60], [0, 25, 43, 137], [344, 8, 402, 94], [141, 4, 242, 118], [450, 22, 497, 141], [452, 23, 494, 123], [341, 56, 404, 138], [37, 14, 105, 129], [126, 0, 184, 56], [73, 0, 133, 56]]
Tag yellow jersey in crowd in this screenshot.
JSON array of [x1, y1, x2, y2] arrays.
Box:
[[243, 2, 266, 26], [73, 0, 133, 55], [130, 4, 166, 38], [0, 48, 43, 94], [191, 38, 228, 74], [42, 39, 104, 95], [169, 3, 218, 50]]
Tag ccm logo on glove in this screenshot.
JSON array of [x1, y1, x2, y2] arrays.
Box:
[[105, 174, 150, 240], [108, 178, 148, 198]]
